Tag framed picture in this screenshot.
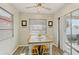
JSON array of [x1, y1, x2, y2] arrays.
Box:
[[48, 21, 53, 26], [21, 20, 27, 26], [0, 7, 13, 41]]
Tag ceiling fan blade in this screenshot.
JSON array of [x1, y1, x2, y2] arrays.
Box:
[[26, 6, 37, 9], [41, 6, 51, 10]]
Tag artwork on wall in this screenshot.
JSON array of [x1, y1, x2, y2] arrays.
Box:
[[21, 20, 27, 26], [48, 21, 53, 27], [0, 7, 13, 41]]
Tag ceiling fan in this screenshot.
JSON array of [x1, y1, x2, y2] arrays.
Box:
[[26, 3, 51, 10]]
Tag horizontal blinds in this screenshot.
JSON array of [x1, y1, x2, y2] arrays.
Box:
[[30, 19, 47, 35]]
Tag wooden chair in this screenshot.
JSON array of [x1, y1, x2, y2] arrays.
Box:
[[42, 45, 49, 55], [32, 46, 39, 55], [39, 45, 43, 55]]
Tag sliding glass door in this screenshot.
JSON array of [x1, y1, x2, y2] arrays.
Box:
[[71, 10, 79, 54], [64, 9, 79, 55], [64, 14, 72, 55]]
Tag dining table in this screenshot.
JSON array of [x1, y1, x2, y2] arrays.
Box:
[[28, 34, 53, 55]]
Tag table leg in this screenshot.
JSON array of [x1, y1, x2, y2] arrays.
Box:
[[29, 44, 32, 55], [49, 43, 52, 55]]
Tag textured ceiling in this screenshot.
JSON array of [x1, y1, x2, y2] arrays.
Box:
[[12, 3, 66, 14]]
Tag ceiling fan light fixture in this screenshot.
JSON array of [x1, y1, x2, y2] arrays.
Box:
[[25, 3, 51, 11], [37, 3, 42, 7]]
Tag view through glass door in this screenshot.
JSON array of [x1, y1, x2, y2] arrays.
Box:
[[64, 9, 79, 55], [71, 10, 79, 54], [64, 14, 72, 55]]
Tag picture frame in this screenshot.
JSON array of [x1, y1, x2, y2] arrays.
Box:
[[21, 20, 27, 26], [48, 21, 53, 26]]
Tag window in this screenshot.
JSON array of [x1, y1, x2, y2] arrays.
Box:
[[0, 7, 13, 41], [29, 19, 47, 35]]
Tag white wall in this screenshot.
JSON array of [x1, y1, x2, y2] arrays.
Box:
[[18, 13, 55, 45], [0, 3, 19, 54], [54, 3, 79, 49]]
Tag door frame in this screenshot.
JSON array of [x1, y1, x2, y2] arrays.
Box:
[[58, 17, 60, 49]]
